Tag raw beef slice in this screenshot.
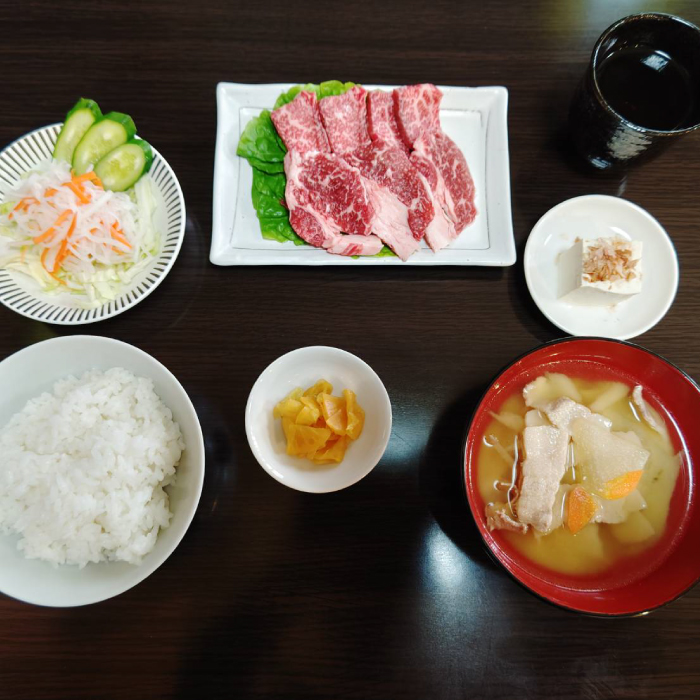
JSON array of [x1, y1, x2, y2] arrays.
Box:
[[393, 83, 477, 238], [318, 86, 371, 154], [367, 91, 408, 152], [318, 89, 433, 259], [392, 83, 443, 148], [272, 91, 381, 256], [344, 140, 434, 241], [271, 91, 330, 155], [284, 150, 382, 255], [413, 131, 476, 233]]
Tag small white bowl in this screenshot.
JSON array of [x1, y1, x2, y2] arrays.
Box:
[[524, 195, 679, 340], [0, 335, 205, 607], [246, 346, 392, 493]]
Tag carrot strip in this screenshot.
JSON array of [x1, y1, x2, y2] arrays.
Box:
[[40, 247, 50, 272], [13, 196, 39, 213], [65, 213, 77, 239], [56, 210, 72, 225], [34, 227, 55, 244], [111, 231, 132, 249], [63, 181, 90, 204], [74, 171, 102, 186], [49, 270, 67, 286], [44, 187, 57, 197], [33, 209, 72, 243], [52, 239, 68, 272]]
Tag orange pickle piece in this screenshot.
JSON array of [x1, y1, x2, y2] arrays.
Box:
[[344, 389, 365, 441], [275, 379, 365, 466], [319, 392, 347, 436]]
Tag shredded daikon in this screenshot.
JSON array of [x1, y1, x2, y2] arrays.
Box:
[[0, 159, 159, 308]]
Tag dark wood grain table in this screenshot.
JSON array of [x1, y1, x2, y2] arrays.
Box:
[[1, 1, 700, 698]]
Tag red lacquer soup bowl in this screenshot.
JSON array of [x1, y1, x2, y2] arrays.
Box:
[[463, 337, 699, 616]]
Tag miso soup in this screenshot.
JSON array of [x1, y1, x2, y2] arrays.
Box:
[[477, 373, 682, 577]]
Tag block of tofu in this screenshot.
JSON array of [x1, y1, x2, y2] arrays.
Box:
[[570, 416, 650, 496], [542, 397, 612, 432], [517, 425, 570, 532], [558, 237, 642, 306]]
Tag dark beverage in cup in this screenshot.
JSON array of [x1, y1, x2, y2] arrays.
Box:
[[570, 13, 700, 170]]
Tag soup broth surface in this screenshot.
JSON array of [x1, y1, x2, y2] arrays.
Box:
[[477, 376, 681, 577]]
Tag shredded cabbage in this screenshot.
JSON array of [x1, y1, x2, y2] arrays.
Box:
[[0, 159, 160, 308]]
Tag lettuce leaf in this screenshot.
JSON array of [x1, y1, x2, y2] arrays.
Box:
[[273, 80, 357, 110], [237, 81, 396, 257], [374, 246, 396, 257], [236, 109, 286, 164], [252, 168, 304, 245]]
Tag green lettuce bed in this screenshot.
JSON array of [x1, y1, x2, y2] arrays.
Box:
[[236, 81, 395, 257]]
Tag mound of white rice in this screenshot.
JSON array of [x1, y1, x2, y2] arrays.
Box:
[[0, 368, 185, 567]]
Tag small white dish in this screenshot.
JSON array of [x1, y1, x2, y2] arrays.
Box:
[[0, 124, 186, 325], [524, 195, 679, 340], [211, 82, 515, 266], [0, 336, 205, 607], [246, 346, 392, 493]]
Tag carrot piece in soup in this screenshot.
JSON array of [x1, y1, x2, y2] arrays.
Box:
[[566, 486, 597, 534], [601, 470, 643, 500]]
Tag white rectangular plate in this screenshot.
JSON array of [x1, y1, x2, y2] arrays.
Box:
[[211, 82, 515, 266]]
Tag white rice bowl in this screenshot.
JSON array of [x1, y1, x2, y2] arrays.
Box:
[[0, 368, 184, 568], [0, 335, 204, 607]]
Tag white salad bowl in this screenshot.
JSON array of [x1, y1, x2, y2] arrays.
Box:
[[246, 346, 392, 493], [0, 335, 205, 607], [0, 124, 186, 325]]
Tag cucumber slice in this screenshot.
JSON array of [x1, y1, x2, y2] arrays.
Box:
[[101, 111, 137, 140], [72, 112, 137, 175], [94, 139, 153, 191], [53, 98, 102, 163]]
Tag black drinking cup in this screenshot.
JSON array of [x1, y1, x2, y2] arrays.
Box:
[[570, 13, 700, 170]]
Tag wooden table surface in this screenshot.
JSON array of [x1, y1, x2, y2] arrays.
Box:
[[1, 1, 700, 698]]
